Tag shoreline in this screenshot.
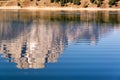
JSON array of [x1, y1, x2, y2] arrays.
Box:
[[0, 6, 120, 11]]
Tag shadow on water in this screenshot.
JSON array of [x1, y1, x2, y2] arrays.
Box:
[[0, 10, 120, 80]]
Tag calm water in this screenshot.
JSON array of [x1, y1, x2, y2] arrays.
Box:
[[0, 10, 120, 80]]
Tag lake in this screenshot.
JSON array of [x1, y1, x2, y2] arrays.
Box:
[[0, 10, 120, 80]]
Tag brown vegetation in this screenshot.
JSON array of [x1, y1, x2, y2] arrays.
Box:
[[0, 0, 120, 8]]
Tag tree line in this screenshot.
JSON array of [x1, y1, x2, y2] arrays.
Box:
[[51, 0, 81, 6], [51, 0, 119, 7], [90, 0, 119, 7]]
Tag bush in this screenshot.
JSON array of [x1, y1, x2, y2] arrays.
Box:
[[90, 0, 95, 3], [51, 0, 81, 6], [109, 0, 119, 6], [73, 0, 81, 5]]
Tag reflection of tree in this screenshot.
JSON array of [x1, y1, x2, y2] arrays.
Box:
[[0, 10, 120, 69]]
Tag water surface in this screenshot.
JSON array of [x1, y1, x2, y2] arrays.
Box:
[[0, 10, 120, 80]]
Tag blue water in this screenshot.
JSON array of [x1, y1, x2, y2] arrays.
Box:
[[0, 10, 120, 80]]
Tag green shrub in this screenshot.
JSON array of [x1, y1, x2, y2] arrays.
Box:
[[109, 0, 119, 6], [90, 0, 95, 3], [51, 0, 81, 6]]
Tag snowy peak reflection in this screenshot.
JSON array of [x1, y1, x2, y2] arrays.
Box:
[[0, 10, 120, 69], [0, 22, 66, 69]]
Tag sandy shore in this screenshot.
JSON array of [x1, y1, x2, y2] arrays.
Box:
[[0, 6, 120, 11]]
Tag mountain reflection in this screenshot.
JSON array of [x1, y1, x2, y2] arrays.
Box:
[[0, 10, 120, 69]]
